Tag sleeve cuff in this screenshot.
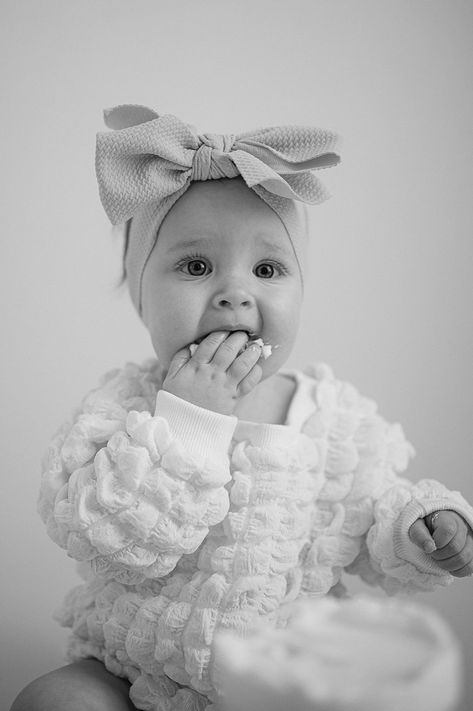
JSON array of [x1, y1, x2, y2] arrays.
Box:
[[155, 390, 237, 468]]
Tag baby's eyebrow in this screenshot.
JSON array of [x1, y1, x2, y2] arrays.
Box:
[[167, 235, 293, 258], [258, 237, 293, 258], [166, 237, 216, 254]]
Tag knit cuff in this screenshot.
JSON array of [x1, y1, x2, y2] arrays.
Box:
[[155, 390, 237, 469]]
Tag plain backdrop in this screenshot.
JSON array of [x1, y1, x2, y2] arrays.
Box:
[[1, 1, 472, 709]]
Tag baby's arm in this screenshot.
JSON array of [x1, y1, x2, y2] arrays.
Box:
[[345, 424, 473, 594], [301, 363, 473, 595], [38, 361, 240, 585]]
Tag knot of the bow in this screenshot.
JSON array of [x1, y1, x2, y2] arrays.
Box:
[[191, 133, 239, 181]]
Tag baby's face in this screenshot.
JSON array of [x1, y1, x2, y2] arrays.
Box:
[[141, 178, 303, 380]]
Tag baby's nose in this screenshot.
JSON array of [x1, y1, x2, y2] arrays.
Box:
[[212, 282, 255, 310]]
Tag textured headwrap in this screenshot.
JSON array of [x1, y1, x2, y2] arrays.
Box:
[[95, 104, 341, 314]]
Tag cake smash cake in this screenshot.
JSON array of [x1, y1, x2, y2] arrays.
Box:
[[215, 596, 462, 711]]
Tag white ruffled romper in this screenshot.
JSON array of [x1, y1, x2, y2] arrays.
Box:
[[38, 360, 473, 710]]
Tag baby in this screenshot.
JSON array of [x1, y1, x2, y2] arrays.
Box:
[[11, 105, 473, 711]]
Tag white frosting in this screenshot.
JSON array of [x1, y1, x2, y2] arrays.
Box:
[[215, 596, 462, 711], [251, 338, 273, 359]]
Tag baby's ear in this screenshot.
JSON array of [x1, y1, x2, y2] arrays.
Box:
[[103, 104, 160, 130]]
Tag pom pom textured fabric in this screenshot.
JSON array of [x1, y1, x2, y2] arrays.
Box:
[[95, 105, 341, 314]]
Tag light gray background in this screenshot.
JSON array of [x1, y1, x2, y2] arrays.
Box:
[[1, 1, 472, 709]]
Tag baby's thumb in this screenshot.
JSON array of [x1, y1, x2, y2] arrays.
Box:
[[408, 518, 437, 554], [165, 347, 191, 379]]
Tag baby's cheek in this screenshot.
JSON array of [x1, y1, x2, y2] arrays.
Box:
[[271, 311, 301, 356], [259, 340, 291, 379], [149, 329, 175, 369]]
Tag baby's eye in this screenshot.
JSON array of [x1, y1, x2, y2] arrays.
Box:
[[176, 256, 211, 277], [254, 262, 287, 279], [187, 260, 208, 276]]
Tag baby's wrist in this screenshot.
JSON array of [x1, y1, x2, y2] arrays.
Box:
[[161, 383, 234, 416], [155, 389, 237, 467]]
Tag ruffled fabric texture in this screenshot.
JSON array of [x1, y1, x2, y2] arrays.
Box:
[[297, 364, 473, 596], [39, 360, 473, 710], [39, 361, 232, 585]]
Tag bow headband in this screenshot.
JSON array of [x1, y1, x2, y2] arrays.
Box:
[[95, 104, 341, 313]]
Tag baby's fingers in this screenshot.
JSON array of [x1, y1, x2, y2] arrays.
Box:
[[428, 510, 463, 552], [408, 518, 436, 554], [190, 331, 230, 364], [165, 347, 192, 379], [422, 511, 473, 577], [238, 362, 263, 396], [432, 535, 473, 577], [229, 341, 263, 383]]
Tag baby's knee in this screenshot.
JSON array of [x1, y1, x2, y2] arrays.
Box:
[[10, 670, 90, 711], [10, 660, 136, 711]]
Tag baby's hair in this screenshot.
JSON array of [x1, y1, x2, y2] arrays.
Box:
[[117, 218, 132, 285]]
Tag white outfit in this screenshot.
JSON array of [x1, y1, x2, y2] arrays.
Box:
[[38, 360, 473, 710]]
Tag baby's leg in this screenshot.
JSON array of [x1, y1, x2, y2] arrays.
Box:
[[10, 659, 137, 711]]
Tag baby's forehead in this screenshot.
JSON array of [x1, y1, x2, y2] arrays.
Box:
[[159, 178, 294, 251], [169, 178, 272, 217]]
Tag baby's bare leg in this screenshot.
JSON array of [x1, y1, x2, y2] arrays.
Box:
[[10, 659, 137, 711]]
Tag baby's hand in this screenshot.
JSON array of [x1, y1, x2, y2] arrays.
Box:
[[409, 510, 473, 577], [162, 331, 263, 415]]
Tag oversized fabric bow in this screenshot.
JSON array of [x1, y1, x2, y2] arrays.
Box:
[[95, 104, 341, 225]]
